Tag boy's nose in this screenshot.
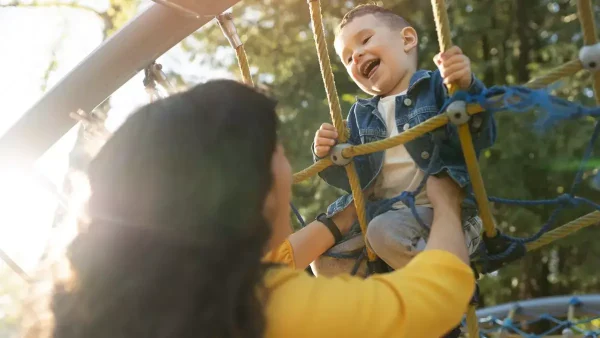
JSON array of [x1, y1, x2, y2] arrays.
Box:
[[352, 51, 364, 64]]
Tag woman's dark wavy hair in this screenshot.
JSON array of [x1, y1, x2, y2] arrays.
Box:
[[51, 79, 279, 338]]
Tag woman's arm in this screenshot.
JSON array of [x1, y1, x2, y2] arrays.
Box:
[[264, 176, 475, 338], [287, 204, 356, 269], [264, 203, 356, 268]]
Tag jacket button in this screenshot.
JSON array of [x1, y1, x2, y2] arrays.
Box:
[[421, 151, 430, 159], [403, 98, 412, 106], [403, 123, 410, 131]]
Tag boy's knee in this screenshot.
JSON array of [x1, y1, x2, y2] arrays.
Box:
[[366, 216, 393, 251]]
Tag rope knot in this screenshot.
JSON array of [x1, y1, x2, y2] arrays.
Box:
[[557, 193, 578, 207], [399, 191, 416, 207]]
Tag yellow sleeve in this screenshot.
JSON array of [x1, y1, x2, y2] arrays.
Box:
[[264, 250, 475, 338], [262, 239, 295, 269]]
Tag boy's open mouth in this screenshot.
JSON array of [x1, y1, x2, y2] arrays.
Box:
[[361, 59, 380, 79]]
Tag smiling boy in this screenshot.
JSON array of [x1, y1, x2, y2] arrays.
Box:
[[312, 4, 496, 274]]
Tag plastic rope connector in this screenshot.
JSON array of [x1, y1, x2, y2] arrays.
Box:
[[579, 43, 600, 72], [330, 143, 352, 166], [446, 100, 470, 125]]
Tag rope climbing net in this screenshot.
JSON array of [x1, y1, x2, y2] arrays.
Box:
[[473, 295, 600, 337], [295, 0, 600, 266], [286, 0, 600, 336], [201, 1, 600, 334]]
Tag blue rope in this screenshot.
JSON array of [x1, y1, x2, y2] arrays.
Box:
[[438, 88, 600, 265], [570, 119, 600, 195], [472, 311, 600, 338], [483, 195, 570, 206], [501, 207, 564, 244], [371, 144, 440, 229], [323, 248, 363, 259], [450, 85, 600, 130], [477, 194, 600, 209], [290, 202, 306, 227], [461, 118, 599, 247], [484, 241, 522, 260]]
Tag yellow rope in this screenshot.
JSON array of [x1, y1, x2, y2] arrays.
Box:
[[526, 211, 600, 251], [431, 0, 457, 94], [458, 125, 497, 237], [525, 59, 584, 90], [306, 0, 348, 142], [346, 162, 377, 261], [431, 0, 453, 53], [306, 0, 376, 262], [593, 73, 600, 105], [291, 115, 451, 185], [576, 0, 600, 105], [292, 158, 333, 184], [342, 114, 450, 157], [430, 0, 496, 238], [466, 305, 480, 337], [577, 0, 597, 46], [235, 46, 254, 86], [217, 14, 254, 86]]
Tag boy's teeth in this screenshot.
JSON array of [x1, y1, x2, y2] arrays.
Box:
[[363, 60, 374, 76], [363, 60, 378, 77]]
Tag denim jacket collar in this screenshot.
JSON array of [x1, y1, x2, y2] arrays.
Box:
[[355, 70, 433, 109]]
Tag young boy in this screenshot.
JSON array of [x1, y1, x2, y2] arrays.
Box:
[[312, 4, 496, 270]]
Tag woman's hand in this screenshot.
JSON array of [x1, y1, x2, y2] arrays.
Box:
[[424, 175, 470, 264], [426, 174, 465, 213]]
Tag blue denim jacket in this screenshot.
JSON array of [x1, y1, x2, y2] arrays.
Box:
[[313, 69, 497, 217]]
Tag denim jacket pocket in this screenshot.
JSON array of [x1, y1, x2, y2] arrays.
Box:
[[358, 128, 386, 144], [408, 105, 440, 125]]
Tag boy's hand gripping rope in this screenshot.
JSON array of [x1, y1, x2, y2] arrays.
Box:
[[431, 0, 497, 239]]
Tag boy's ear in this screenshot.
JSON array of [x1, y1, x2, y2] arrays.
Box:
[[401, 27, 418, 53]]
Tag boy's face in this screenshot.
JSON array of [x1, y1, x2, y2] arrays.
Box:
[[335, 14, 417, 97]]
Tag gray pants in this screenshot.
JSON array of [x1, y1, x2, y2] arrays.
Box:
[[365, 206, 482, 269]]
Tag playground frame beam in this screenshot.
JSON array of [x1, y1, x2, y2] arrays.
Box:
[[476, 295, 600, 320], [0, 0, 241, 170]]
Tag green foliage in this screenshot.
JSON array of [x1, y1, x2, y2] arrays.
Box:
[[186, 0, 600, 306], [105, 0, 141, 36]]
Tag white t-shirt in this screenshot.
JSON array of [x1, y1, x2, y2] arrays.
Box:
[[373, 91, 431, 208]]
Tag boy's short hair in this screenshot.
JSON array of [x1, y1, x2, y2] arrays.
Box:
[[336, 3, 412, 34]]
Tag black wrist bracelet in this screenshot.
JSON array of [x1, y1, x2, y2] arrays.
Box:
[[316, 213, 343, 244]]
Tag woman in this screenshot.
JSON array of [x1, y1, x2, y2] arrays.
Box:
[[50, 79, 475, 338]]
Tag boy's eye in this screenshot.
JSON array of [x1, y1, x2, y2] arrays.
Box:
[[362, 36, 371, 44], [347, 56, 352, 64]]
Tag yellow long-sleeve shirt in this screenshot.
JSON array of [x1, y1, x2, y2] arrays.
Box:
[[262, 240, 475, 338]]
